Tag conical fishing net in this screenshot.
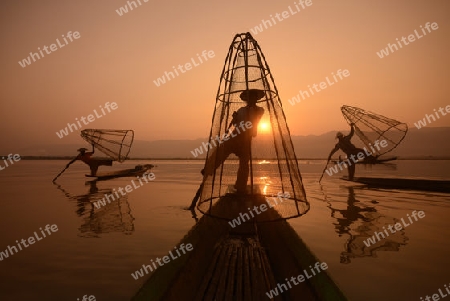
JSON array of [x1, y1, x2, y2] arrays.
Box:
[[341, 105, 408, 157], [196, 33, 309, 222], [80, 129, 134, 162]]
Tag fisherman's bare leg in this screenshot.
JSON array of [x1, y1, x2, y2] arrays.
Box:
[[202, 140, 233, 176], [235, 141, 251, 193], [348, 163, 355, 181], [90, 165, 99, 176]]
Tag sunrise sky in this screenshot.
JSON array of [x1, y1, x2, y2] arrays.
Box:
[[1, 0, 449, 152]]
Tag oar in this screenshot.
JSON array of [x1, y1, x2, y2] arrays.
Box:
[[319, 159, 330, 183], [188, 182, 204, 210], [52, 156, 78, 182]]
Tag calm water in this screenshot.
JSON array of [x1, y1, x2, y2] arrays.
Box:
[[0, 160, 449, 301]]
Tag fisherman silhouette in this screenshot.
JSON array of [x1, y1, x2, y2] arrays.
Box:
[[326, 123, 376, 180], [77, 146, 113, 176], [202, 89, 265, 194]]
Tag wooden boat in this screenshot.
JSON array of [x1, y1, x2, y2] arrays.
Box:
[[132, 190, 347, 301], [342, 176, 450, 193], [85, 164, 154, 180], [133, 32, 346, 300], [332, 156, 397, 165]]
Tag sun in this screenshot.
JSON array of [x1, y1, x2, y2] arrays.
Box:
[[258, 121, 271, 133]]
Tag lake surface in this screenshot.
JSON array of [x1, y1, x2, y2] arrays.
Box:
[[0, 160, 449, 301]]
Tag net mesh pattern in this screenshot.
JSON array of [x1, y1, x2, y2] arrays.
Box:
[[341, 105, 408, 157], [81, 129, 134, 162], [197, 33, 309, 221]]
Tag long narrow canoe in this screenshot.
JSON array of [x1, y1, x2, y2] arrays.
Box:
[[343, 177, 450, 193], [332, 156, 397, 165], [132, 193, 347, 301], [85, 164, 154, 181]]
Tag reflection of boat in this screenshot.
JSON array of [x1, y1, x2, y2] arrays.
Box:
[[342, 176, 450, 193], [85, 164, 154, 181], [133, 190, 346, 300], [55, 181, 135, 237], [324, 187, 408, 264]]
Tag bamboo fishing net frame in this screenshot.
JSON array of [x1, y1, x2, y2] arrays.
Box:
[[341, 106, 408, 157], [81, 129, 134, 162], [196, 33, 309, 222]]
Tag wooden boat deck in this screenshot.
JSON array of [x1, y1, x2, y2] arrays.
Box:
[[132, 194, 347, 301], [194, 234, 278, 301]]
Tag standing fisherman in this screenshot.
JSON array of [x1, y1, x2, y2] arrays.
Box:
[[77, 146, 113, 176], [325, 124, 375, 180], [202, 89, 265, 194]]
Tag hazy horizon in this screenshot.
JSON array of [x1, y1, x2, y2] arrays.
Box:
[[1, 0, 449, 153]]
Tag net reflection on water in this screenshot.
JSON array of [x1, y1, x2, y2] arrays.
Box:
[[55, 181, 135, 238], [322, 186, 408, 264]]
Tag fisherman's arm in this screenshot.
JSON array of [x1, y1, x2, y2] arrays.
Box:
[[346, 123, 355, 138], [327, 145, 340, 161]]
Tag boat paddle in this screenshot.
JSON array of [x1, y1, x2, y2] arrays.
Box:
[[319, 159, 330, 183], [52, 156, 78, 182], [188, 182, 204, 210]]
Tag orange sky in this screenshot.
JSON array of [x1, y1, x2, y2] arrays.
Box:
[[1, 0, 449, 152]]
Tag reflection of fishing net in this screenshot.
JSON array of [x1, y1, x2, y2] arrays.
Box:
[[81, 129, 134, 162], [196, 33, 309, 221], [79, 195, 135, 238], [340, 213, 408, 264], [55, 183, 135, 238], [341, 105, 408, 156]]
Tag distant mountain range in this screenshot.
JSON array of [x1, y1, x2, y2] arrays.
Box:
[[11, 127, 450, 159]]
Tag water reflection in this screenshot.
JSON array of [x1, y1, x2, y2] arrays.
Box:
[[55, 181, 135, 237], [325, 187, 408, 263]]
